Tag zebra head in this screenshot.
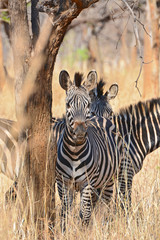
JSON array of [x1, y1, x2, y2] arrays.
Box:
[[59, 70, 97, 144], [90, 79, 118, 119]]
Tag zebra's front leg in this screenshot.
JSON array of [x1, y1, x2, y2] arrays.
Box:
[[57, 180, 73, 233], [80, 185, 97, 226]]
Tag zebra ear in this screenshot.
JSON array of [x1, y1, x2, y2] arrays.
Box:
[[105, 83, 119, 100], [59, 70, 72, 91], [84, 70, 97, 91]]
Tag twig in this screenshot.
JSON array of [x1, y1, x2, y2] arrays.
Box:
[[120, 0, 143, 96], [116, 15, 130, 50], [135, 58, 143, 97], [135, 59, 153, 97], [136, 18, 151, 37]]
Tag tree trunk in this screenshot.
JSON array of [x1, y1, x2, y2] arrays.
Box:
[[8, 0, 31, 119], [143, 0, 159, 98], [0, 27, 6, 90]]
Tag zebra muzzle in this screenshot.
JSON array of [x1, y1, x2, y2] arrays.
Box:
[[73, 122, 87, 143]]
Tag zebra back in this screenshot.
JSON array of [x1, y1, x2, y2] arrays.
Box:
[[113, 98, 160, 172]]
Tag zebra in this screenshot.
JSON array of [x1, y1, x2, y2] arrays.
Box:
[[90, 79, 118, 119], [55, 70, 126, 231], [0, 118, 27, 180], [51, 75, 119, 141], [0, 73, 118, 202], [91, 80, 160, 210], [0, 118, 27, 201]]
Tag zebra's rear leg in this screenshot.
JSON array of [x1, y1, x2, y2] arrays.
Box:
[[79, 185, 98, 226], [101, 180, 114, 223], [115, 166, 134, 216]]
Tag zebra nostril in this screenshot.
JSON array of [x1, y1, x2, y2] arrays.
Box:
[[73, 121, 87, 139]]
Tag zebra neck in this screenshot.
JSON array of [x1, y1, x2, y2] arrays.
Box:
[[133, 101, 160, 155]]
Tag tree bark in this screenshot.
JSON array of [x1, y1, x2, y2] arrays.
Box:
[[0, 27, 6, 90], [8, 0, 31, 118]]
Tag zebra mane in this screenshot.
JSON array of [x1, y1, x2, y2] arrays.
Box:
[[97, 79, 106, 98], [118, 98, 160, 117], [74, 73, 83, 87]]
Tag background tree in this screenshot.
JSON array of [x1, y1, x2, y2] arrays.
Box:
[[0, 0, 159, 238], [143, 0, 160, 98]]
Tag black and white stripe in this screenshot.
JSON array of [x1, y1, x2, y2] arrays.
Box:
[[55, 70, 124, 231], [113, 98, 160, 208], [91, 80, 160, 208], [0, 118, 27, 181]]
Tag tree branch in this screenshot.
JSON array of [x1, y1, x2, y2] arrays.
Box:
[[120, 0, 143, 96], [31, 0, 40, 46]]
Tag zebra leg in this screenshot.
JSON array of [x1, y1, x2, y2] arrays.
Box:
[[115, 159, 134, 213], [79, 185, 97, 226], [101, 180, 114, 205], [57, 179, 73, 233], [101, 180, 114, 221]]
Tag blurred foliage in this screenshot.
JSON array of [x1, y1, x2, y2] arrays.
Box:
[[62, 47, 89, 67], [0, 11, 10, 24], [76, 48, 89, 61]]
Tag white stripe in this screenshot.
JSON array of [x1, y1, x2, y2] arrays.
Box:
[[0, 139, 14, 179]]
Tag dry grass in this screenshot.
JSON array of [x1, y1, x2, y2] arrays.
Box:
[[0, 64, 160, 239]]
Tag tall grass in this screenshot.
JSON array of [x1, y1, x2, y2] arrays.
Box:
[[0, 63, 159, 239]]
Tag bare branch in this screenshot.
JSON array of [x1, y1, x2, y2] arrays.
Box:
[[31, 0, 40, 46], [116, 15, 130, 49], [120, 0, 144, 96], [135, 59, 143, 97], [68, 14, 112, 30], [136, 18, 151, 37]]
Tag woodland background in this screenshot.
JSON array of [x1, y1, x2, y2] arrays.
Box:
[[0, 0, 159, 239]]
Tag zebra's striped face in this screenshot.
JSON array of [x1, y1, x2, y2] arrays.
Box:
[[59, 70, 97, 144], [90, 96, 113, 119], [90, 82, 118, 119], [66, 86, 91, 143]]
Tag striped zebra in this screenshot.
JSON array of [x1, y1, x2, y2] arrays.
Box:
[[0, 118, 27, 181], [91, 80, 160, 209], [0, 118, 27, 200], [56, 70, 125, 231], [90, 79, 118, 119], [51, 76, 118, 141], [0, 73, 118, 201]]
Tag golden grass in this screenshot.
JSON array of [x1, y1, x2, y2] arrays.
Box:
[[0, 64, 160, 239]]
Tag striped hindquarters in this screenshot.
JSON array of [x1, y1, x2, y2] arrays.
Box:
[[0, 118, 27, 180]]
